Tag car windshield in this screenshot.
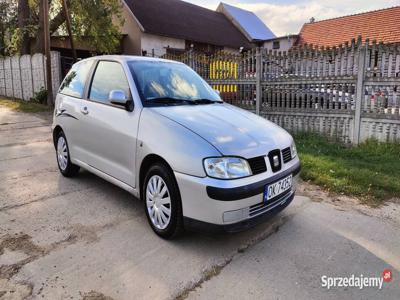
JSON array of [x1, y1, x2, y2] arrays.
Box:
[[128, 60, 222, 106]]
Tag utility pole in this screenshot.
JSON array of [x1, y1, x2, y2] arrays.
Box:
[[43, 0, 53, 106], [0, 22, 4, 56], [18, 0, 31, 55], [62, 0, 77, 62]]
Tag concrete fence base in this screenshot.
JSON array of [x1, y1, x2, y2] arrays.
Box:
[[0, 52, 61, 102]]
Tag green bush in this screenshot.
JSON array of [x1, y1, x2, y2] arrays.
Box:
[[30, 88, 48, 104]]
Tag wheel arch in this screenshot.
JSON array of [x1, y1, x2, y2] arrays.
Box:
[[52, 125, 63, 149], [139, 154, 175, 200]]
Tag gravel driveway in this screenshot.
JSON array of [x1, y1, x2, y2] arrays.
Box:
[[0, 105, 399, 300]]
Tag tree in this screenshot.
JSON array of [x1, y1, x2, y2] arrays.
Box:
[[67, 0, 124, 54], [35, 0, 124, 54], [4, 0, 124, 55], [0, 0, 17, 56]]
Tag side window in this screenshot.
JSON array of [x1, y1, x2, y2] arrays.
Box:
[[59, 60, 93, 98], [89, 61, 130, 104]]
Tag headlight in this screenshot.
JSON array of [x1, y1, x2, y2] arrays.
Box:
[[204, 157, 252, 179], [291, 141, 297, 159]]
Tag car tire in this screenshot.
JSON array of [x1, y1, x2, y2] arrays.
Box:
[[143, 163, 184, 239], [56, 131, 80, 177]]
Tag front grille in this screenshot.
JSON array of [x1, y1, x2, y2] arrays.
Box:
[[282, 147, 292, 163], [247, 156, 267, 175], [249, 190, 292, 217]]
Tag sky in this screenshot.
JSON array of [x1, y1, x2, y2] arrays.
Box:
[[183, 0, 400, 36]]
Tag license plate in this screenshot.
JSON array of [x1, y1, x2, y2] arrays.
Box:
[[263, 175, 292, 202]]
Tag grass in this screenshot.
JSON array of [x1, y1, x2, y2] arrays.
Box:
[[0, 97, 51, 113], [294, 133, 400, 206]]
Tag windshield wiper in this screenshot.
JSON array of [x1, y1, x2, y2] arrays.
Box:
[[192, 99, 223, 104], [144, 97, 223, 106], [144, 97, 196, 105]]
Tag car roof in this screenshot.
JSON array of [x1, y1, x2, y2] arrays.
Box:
[[77, 55, 183, 65]]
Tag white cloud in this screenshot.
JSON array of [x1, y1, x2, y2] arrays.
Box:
[[233, 0, 400, 36]]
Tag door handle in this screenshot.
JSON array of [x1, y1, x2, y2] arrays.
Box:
[[81, 106, 89, 115]]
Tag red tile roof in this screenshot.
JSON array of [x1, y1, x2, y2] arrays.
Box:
[[296, 6, 400, 47]]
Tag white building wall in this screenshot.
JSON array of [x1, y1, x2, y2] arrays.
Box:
[[141, 33, 185, 56], [264, 36, 296, 52]]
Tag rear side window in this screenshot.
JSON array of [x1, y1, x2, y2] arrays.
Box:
[[89, 61, 130, 104], [59, 60, 93, 98]]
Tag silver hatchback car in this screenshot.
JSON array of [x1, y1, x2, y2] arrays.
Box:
[[52, 56, 300, 239]]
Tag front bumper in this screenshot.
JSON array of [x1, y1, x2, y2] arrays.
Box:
[[184, 191, 295, 233], [174, 160, 300, 231]]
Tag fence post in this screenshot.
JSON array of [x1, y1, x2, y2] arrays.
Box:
[[189, 49, 193, 70], [19, 56, 24, 101], [30, 55, 34, 100], [353, 39, 367, 145], [42, 54, 46, 90], [10, 57, 15, 99], [256, 47, 262, 115], [1, 58, 4, 97]]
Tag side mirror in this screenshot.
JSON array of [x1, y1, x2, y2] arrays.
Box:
[[109, 90, 134, 112]]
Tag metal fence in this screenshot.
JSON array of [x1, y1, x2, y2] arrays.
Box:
[[2, 44, 399, 144], [0, 52, 61, 102], [160, 37, 400, 144]]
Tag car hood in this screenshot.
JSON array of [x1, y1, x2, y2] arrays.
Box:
[[150, 103, 292, 158]]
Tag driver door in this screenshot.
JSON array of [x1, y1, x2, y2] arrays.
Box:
[[78, 60, 139, 187]]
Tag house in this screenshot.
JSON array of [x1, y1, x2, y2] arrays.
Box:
[[216, 3, 295, 52], [295, 6, 400, 47], [51, 0, 277, 74], [121, 0, 254, 56], [263, 34, 298, 51]]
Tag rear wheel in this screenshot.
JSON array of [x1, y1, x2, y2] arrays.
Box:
[[56, 131, 80, 177], [143, 163, 183, 239]]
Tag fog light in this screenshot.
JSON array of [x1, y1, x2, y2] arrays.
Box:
[[223, 208, 246, 223]]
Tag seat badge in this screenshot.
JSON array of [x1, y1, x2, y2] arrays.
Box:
[[273, 155, 280, 168]]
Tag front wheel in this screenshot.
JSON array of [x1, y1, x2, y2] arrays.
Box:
[[143, 163, 183, 239], [56, 131, 80, 177]]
